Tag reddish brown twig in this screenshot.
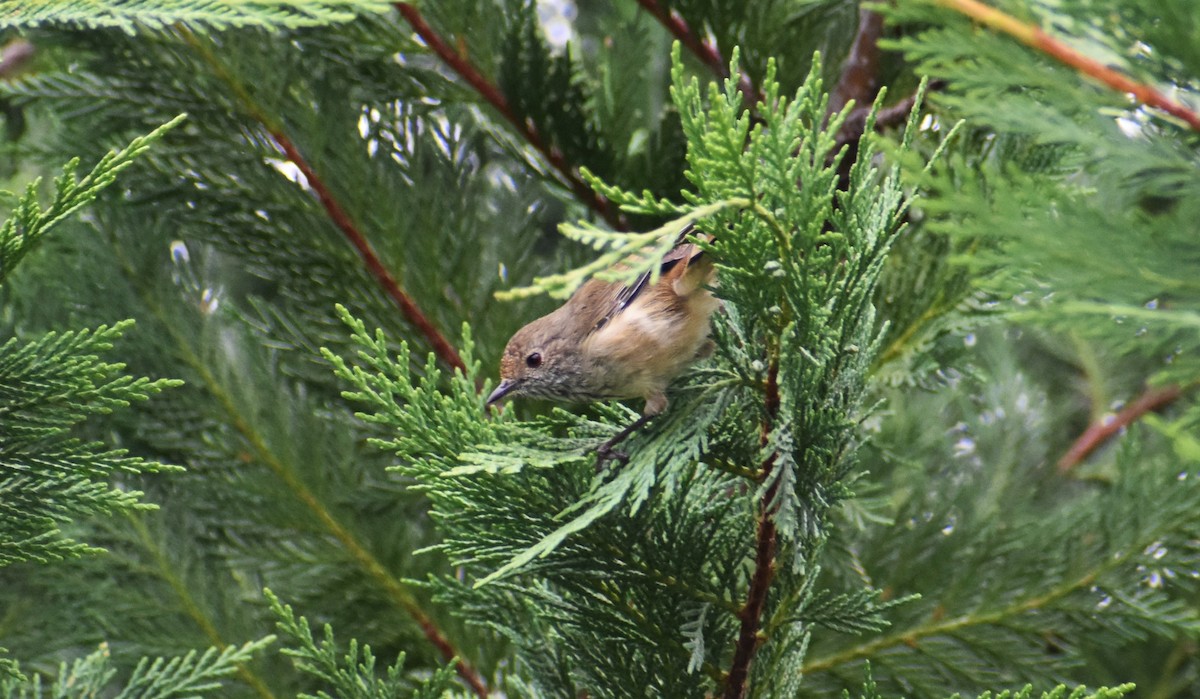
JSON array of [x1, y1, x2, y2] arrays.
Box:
[[180, 30, 467, 375], [268, 130, 467, 374], [723, 360, 782, 699], [826, 9, 940, 184], [634, 0, 758, 109], [394, 2, 626, 230], [179, 33, 486, 695], [828, 8, 885, 162], [1058, 384, 1185, 472], [412, 616, 490, 697], [635, 0, 725, 78], [834, 84, 943, 153], [935, 0, 1200, 132], [829, 9, 885, 121]]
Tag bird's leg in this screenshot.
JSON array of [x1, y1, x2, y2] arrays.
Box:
[[594, 391, 666, 470], [594, 413, 651, 470]]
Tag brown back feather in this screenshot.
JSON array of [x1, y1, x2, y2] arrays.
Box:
[[592, 223, 706, 333]]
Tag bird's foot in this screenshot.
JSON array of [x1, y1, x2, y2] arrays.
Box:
[[592, 413, 651, 471], [594, 440, 630, 471]]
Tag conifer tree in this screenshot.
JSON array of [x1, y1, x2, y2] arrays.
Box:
[[0, 1, 1196, 697]]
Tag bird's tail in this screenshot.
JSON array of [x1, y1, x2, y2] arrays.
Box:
[[667, 226, 716, 298]]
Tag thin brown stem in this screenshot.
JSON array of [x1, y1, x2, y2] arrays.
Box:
[[723, 359, 781, 699], [109, 234, 489, 698], [267, 130, 467, 374], [835, 83, 942, 152], [935, 0, 1200, 132], [394, 2, 626, 230], [633, 0, 758, 109], [824, 8, 941, 186], [829, 9, 885, 121], [1057, 383, 1186, 472], [180, 30, 468, 375]]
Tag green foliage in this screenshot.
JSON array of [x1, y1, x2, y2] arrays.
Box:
[[823, 2, 1200, 691], [0, 117, 185, 566], [488, 0, 691, 204], [968, 685, 1135, 699], [669, 0, 864, 91], [0, 322, 182, 565], [0, 114, 184, 286], [266, 589, 456, 699], [323, 305, 503, 467], [0, 639, 271, 699], [499, 199, 738, 300], [499, 0, 608, 178], [0, 2, 389, 31], [884, 0, 1200, 386], [328, 45, 928, 696], [0, 657, 21, 686], [2, 0, 1198, 697]]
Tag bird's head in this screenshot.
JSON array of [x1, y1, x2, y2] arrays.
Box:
[[487, 314, 586, 406]]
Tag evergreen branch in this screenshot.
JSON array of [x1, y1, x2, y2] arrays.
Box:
[[932, 0, 1200, 132], [127, 516, 280, 699], [723, 358, 782, 699], [0, 639, 273, 698], [115, 639, 276, 699], [108, 242, 489, 699], [1057, 383, 1187, 473], [0, 39, 34, 79], [394, 2, 627, 230], [497, 200, 744, 300], [0, 654, 22, 684], [601, 543, 741, 616], [266, 129, 468, 374], [593, 579, 725, 683], [0, 1, 389, 30], [0, 113, 186, 286], [633, 0, 758, 109], [0, 318, 182, 563], [799, 538, 1143, 676], [872, 285, 959, 369], [179, 30, 467, 375], [266, 590, 458, 699], [185, 352, 488, 697], [706, 456, 762, 482]]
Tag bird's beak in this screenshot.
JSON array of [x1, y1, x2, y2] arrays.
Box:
[[487, 379, 519, 406]]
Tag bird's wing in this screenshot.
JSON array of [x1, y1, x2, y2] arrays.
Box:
[[591, 223, 700, 334]]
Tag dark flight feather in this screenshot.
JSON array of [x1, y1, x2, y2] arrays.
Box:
[[594, 223, 702, 332]]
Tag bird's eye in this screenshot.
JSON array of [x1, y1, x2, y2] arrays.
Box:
[[525, 352, 542, 368]]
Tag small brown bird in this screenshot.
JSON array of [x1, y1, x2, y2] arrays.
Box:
[[488, 226, 718, 454]]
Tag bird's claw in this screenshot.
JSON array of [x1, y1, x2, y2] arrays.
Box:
[[591, 413, 651, 471], [594, 440, 630, 471]]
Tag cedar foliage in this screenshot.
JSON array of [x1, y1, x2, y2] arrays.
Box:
[[0, 0, 1196, 696]]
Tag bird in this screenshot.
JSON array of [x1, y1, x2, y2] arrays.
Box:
[[487, 224, 719, 462]]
